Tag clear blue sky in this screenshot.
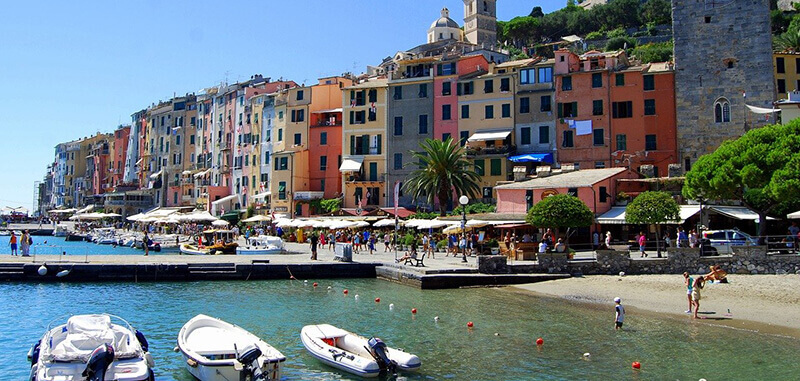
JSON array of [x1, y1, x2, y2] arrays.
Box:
[[0, 0, 562, 213]]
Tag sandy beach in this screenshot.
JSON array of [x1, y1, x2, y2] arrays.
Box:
[[514, 274, 800, 337]]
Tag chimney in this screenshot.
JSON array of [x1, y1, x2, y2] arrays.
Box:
[[640, 164, 655, 178], [561, 163, 576, 173], [668, 164, 682, 178], [513, 166, 527, 181], [536, 166, 551, 177]]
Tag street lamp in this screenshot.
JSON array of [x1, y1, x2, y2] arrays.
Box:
[[459, 195, 469, 263]]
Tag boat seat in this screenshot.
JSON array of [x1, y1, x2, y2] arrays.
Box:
[[404, 253, 425, 267]]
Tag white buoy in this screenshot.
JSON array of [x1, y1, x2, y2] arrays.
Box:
[[38, 265, 47, 276], [354, 294, 360, 300], [434, 316, 439, 322], [583, 353, 591, 358], [56, 270, 70, 278], [304, 280, 308, 283], [619, 271, 625, 277], [327, 286, 332, 290], [389, 303, 394, 310]]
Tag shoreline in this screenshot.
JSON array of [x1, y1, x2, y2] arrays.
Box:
[[512, 274, 800, 338]]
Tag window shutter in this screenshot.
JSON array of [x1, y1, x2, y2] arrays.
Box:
[[376, 135, 382, 155], [350, 135, 356, 155], [457, 83, 463, 96], [572, 102, 577, 117], [362, 134, 369, 154], [557, 103, 563, 118], [349, 111, 354, 124]]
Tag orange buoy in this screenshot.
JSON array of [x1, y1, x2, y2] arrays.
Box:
[[375, 297, 381, 303], [467, 321, 474, 328], [411, 308, 417, 314], [632, 362, 641, 369], [536, 337, 544, 346], [343, 289, 348, 295]]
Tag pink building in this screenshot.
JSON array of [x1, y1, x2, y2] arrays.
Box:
[[111, 126, 130, 188], [433, 55, 489, 142]]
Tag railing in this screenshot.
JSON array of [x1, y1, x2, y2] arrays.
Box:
[[465, 145, 516, 157]]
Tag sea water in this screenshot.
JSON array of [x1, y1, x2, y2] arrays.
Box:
[[2, 279, 798, 380], [21, 237, 153, 256]]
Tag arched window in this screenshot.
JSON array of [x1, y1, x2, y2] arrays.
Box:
[[714, 98, 730, 123]]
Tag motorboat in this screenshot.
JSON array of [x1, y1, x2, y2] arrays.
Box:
[[181, 229, 239, 255], [28, 314, 154, 381], [300, 324, 420, 378], [180, 242, 211, 255], [177, 314, 285, 381], [236, 236, 284, 255], [52, 224, 69, 237]]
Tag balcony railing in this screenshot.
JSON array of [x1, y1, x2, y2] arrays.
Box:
[[465, 145, 516, 157]]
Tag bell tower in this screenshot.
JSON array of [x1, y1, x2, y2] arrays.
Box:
[[463, 0, 497, 48]]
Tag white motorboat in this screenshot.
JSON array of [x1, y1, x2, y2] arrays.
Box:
[[28, 314, 154, 381], [177, 314, 285, 381], [301, 324, 420, 378], [179, 243, 211, 255], [53, 224, 69, 237], [237, 236, 284, 255]]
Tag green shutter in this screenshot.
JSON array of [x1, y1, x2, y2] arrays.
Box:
[[557, 103, 563, 118], [362, 134, 369, 155], [572, 102, 578, 117], [349, 111, 354, 124], [350, 135, 355, 155], [376, 134, 382, 155], [491, 158, 501, 176]]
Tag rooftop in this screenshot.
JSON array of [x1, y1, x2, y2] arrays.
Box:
[[495, 167, 628, 190]]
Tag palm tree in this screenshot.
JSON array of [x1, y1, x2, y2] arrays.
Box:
[[774, 29, 800, 53], [403, 138, 481, 216]]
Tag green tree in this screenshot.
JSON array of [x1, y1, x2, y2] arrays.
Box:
[[625, 191, 680, 257], [505, 16, 541, 47], [319, 198, 341, 214], [640, 0, 672, 25], [683, 122, 800, 242], [631, 41, 673, 63], [526, 194, 594, 248], [530, 6, 544, 18], [605, 36, 637, 52], [775, 28, 800, 52], [403, 138, 481, 216]]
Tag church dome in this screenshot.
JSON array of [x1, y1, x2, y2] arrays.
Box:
[[430, 8, 460, 29]]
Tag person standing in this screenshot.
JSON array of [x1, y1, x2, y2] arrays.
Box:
[[428, 234, 435, 259], [604, 231, 612, 250], [692, 276, 705, 319], [384, 232, 391, 252], [688, 229, 698, 248], [683, 272, 694, 314], [310, 233, 318, 260], [9, 231, 18, 256], [143, 231, 150, 256], [593, 231, 600, 250], [614, 297, 625, 330], [678, 228, 689, 248], [21, 230, 31, 257], [789, 222, 800, 253], [638, 232, 647, 258], [368, 235, 375, 255]]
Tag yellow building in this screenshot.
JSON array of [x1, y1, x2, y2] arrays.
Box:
[[340, 79, 388, 209], [774, 52, 800, 100], [457, 69, 516, 203]]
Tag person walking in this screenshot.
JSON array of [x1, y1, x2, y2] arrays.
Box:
[[593, 231, 600, 250], [428, 234, 435, 259], [143, 231, 150, 256], [604, 231, 612, 250], [638, 232, 647, 258], [368, 235, 375, 255], [310, 233, 318, 260], [9, 231, 18, 256], [789, 222, 800, 253], [384, 232, 391, 252], [421, 234, 429, 258], [683, 272, 694, 314], [692, 276, 706, 319], [614, 297, 625, 330]]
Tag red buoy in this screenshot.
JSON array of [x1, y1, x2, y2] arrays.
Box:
[[290, 276, 295, 280], [536, 337, 544, 346], [375, 297, 381, 303], [467, 321, 474, 328], [343, 289, 349, 295], [411, 308, 417, 314], [313, 282, 318, 287], [632, 362, 641, 369]]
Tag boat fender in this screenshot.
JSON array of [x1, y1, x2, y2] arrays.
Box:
[[38, 265, 48, 276], [145, 352, 155, 368], [186, 358, 198, 367], [82, 343, 114, 381], [135, 330, 149, 352], [28, 342, 40, 366]]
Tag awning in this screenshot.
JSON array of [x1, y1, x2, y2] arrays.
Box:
[[467, 129, 512, 142], [597, 205, 701, 224], [788, 210, 800, 219], [252, 191, 271, 200], [135, 158, 143, 165], [708, 206, 771, 221], [211, 194, 239, 206], [746, 104, 781, 114], [149, 169, 163, 179], [312, 108, 343, 114], [193, 168, 211, 178], [339, 158, 364, 172], [509, 153, 554, 163]]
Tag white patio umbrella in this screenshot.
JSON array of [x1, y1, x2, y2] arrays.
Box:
[[127, 213, 145, 222], [275, 219, 294, 228], [787, 210, 800, 219], [352, 221, 370, 228], [373, 219, 397, 227], [211, 219, 230, 227], [466, 219, 490, 228], [180, 211, 218, 222], [242, 215, 271, 223]]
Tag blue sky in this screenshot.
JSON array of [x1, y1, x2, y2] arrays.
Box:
[[0, 0, 562, 212]]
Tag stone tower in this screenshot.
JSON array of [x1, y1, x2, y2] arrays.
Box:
[[463, 0, 497, 48], [672, 0, 775, 172]]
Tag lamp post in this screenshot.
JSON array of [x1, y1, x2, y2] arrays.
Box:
[[459, 195, 469, 263]]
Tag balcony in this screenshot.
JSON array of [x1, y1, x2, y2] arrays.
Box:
[[465, 145, 516, 157], [346, 173, 386, 184], [293, 191, 324, 201]]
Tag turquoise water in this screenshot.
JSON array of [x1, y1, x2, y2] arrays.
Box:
[[4, 279, 799, 380], [11, 238, 150, 256]]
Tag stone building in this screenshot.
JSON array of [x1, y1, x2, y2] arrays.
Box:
[[672, 0, 775, 172], [463, 0, 497, 48]]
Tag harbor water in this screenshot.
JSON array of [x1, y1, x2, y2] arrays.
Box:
[[2, 279, 799, 379], [22, 237, 164, 256]]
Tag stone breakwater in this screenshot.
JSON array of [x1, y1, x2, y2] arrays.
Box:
[[478, 247, 800, 276]]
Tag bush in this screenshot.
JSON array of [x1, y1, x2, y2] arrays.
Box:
[[409, 211, 438, 220], [403, 233, 416, 247], [486, 239, 500, 248], [437, 239, 448, 249], [585, 30, 606, 40], [605, 36, 637, 51], [631, 41, 673, 63], [607, 27, 627, 38]]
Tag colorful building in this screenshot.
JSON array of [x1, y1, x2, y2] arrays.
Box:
[[774, 52, 800, 101]]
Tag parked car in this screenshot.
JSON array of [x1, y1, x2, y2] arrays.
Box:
[[701, 229, 758, 254]]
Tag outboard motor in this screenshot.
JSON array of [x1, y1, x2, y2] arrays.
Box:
[[82, 343, 114, 381], [368, 337, 397, 373], [135, 330, 149, 352], [236, 344, 265, 381]]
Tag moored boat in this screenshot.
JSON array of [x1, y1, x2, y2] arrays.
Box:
[[180, 243, 211, 255], [28, 314, 154, 381], [301, 324, 420, 378], [177, 314, 285, 381]]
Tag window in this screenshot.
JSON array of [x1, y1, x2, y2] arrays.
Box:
[[595, 161, 606, 169], [393, 86, 403, 100], [368, 108, 376, 121], [501, 103, 511, 118], [419, 83, 428, 98], [644, 99, 656, 115], [350, 110, 366, 124], [561, 76, 572, 91], [290, 109, 304, 122], [482, 187, 493, 199], [562, 130, 574, 147], [484, 79, 493, 93], [567, 187, 578, 197], [442, 104, 451, 120], [278, 111, 284, 120], [394, 153, 403, 170], [645, 135, 657, 151], [485, 105, 494, 119], [593, 128, 604, 146], [176, 135, 181, 145], [615, 73, 625, 86], [460, 131, 469, 146], [368, 89, 377, 103], [592, 73, 602, 88], [474, 159, 485, 176], [320, 156, 327, 171], [442, 132, 451, 141], [538, 126, 549, 144], [461, 104, 470, 119], [418, 114, 428, 134], [442, 81, 451, 96], [500, 78, 510, 92], [616, 134, 627, 151], [520, 68, 534, 84], [462, 81, 474, 95], [538, 67, 553, 83], [521, 127, 531, 145], [294, 133, 301, 145], [320, 132, 327, 145], [296, 90, 304, 100], [776, 57, 785, 74], [558, 102, 577, 118], [394, 116, 403, 136], [714, 98, 731, 123], [612, 101, 633, 118], [592, 100, 603, 116], [190, 135, 195, 144], [643, 75, 655, 91], [437, 62, 456, 75], [520, 97, 530, 113], [279, 157, 288, 170], [278, 181, 286, 199], [685, 157, 691, 171], [540, 96, 552, 112], [277, 128, 283, 141], [490, 158, 502, 176], [778, 79, 786, 94]]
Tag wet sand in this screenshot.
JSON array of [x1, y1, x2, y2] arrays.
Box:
[[514, 274, 800, 337]]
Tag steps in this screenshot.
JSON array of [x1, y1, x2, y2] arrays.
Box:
[[187, 263, 238, 279], [0, 263, 26, 280]]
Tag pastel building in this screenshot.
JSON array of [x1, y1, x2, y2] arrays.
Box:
[[774, 52, 800, 100], [110, 125, 130, 188]]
